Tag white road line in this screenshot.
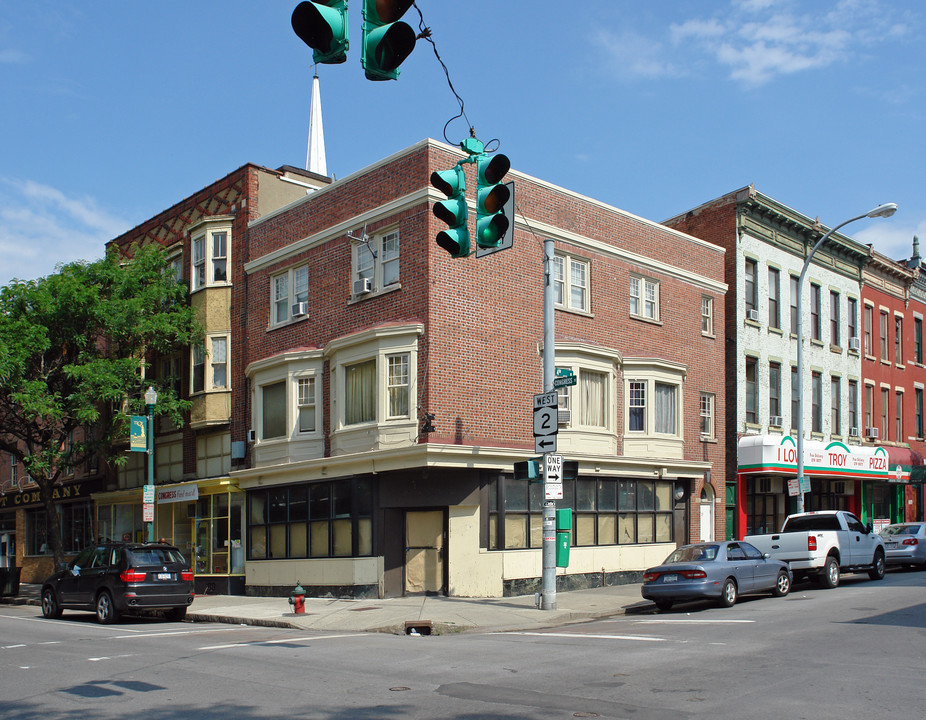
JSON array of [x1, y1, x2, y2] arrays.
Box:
[[507, 632, 668, 642], [109, 627, 245, 640], [2, 644, 26, 649], [631, 619, 756, 624], [198, 633, 364, 650]]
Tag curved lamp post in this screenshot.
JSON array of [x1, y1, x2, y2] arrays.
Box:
[[795, 203, 897, 512]]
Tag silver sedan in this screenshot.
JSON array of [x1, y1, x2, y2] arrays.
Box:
[[641, 541, 792, 611], [879, 523, 926, 568]]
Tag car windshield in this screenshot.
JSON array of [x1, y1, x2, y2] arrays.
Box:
[[881, 524, 923, 537], [127, 547, 188, 566], [665, 545, 718, 563]]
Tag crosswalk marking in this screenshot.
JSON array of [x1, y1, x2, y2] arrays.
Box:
[[198, 633, 364, 650]]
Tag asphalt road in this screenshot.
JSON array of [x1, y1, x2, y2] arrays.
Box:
[[1, 568, 924, 719]]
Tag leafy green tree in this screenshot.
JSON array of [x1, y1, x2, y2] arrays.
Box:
[[0, 245, 202, 568]]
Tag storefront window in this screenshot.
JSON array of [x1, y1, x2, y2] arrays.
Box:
[[247, 478, 374, 560], [488, 477, 674, 549], [27, 502, 93, 555]]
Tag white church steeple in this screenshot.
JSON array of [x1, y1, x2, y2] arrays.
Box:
[[306, 72, 327, 176]]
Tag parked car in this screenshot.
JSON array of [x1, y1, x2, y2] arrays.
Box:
[[879, 523, 926, 568], [41, 541, 194, 624], [641, 541, 792, 611], [744, 510, 885, 588]]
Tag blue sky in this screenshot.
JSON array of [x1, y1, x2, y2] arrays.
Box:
[[1, 0, 924, 285]]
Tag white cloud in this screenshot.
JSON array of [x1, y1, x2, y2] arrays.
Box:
[[0, 48, 28, 63], [606, 0, 913, 87], [592, 28, 681, 81], [0, 178, 129, 284], [855, 217, 926, 265]]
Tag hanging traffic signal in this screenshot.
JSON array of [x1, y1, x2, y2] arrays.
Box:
[[431, 164, 470, 258], [361, 0, 417, 81], [292, 1, 349, 64], [475, 153, 511, 249]]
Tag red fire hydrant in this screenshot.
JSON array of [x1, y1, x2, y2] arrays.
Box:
[[288, 582, 306, 614]]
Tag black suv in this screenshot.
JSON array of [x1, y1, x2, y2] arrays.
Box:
[[41, 542, 195, 624]]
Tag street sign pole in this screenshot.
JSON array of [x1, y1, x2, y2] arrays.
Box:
[[541, 239, 557, 611]]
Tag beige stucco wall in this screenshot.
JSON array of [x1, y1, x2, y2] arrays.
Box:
[[245, 556, 383, 591]]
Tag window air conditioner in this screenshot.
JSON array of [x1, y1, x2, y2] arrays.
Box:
[[848, 427, 859, 437], [353, 277, 372, 295], [769, 415, 782, 427], [291, 301, 308, 317], [747, 309, 759, 322], [848, 336, 861, 352], [558, 409, 571, 425], [866, 427, 879, 439]]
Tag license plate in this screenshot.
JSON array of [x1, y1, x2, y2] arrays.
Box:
[[886, 542, 897, 549], [157, 573, 173, 580], [663, 574, 678, 583]]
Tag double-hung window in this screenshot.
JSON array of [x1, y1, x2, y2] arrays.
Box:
[[553, 254, 590, 313], [847, 297, 858, 344], [298, 377, 317, 433], [811, 372, 822, 434], [831, 376, 841, 436], [745, 258, 758, 315], [810, 284, 822, 341], [848, 380, 859, 433], [701, 296, 713, 335], [700, 393, 714, 438], [789, 275, 799, 335], [628, 381, 646, 432], [345, 360, 376, 425], [916, 317, 923, 363], [629, 275, 658, 321], [745, 357, 758, 424], [880, 311, 889, 361], [769, 362, 781, 422], [830, 291, 840, 347], [895, 317, 903, 364], [271, 265, 309, 326], [190, 220, 232, 292], [387, 354, 410, 419], [192, 336, 229, 394], [353, 229, 401, 295], [768, 268, 780, 329]]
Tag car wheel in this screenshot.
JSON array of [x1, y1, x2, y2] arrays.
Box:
[[718, 578, 737, 608], [95, 590, 120, 625], [820, 556, 840, 588], [654, 599, 673, 612], [868, 550, 885, 581], [41, 588, 62, 619], [772, 570, 791, 597], [164, 606, 187, 622]]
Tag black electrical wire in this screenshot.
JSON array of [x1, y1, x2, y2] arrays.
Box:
[[412, 2, 474, 146]]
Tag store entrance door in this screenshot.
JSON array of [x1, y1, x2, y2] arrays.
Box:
[[404, 510, 445, 595]]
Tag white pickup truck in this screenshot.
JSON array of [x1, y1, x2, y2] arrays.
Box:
[[743, 510, 885, 588]]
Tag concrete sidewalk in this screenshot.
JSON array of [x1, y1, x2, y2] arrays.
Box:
[[2, 582, 651, 634]]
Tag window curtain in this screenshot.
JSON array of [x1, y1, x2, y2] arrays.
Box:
[[345, 360, 375, 424], [581, 371, 606, 427], [655, 382, 676, 434]]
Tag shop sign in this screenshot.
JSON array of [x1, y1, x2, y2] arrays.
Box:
[[0, 479, 103, 509], [740, 436, 891, 480], [156, 485, 199, 504]]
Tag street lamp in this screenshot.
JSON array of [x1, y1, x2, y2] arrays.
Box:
[[795, 203, 897, 512], [144, 386, 158, 543]]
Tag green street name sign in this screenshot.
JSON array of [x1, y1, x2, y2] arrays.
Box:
[[553, 375, 577, 388]]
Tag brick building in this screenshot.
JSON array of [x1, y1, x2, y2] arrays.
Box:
[[664, 186, 924, 537], [235, 139, 727, 598]]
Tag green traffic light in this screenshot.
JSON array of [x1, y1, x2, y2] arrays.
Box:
[[292, 1, 349, 65], [362, 0, 416, 81], [475, 153, 511, 249], [431, 164, 470, 258]]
